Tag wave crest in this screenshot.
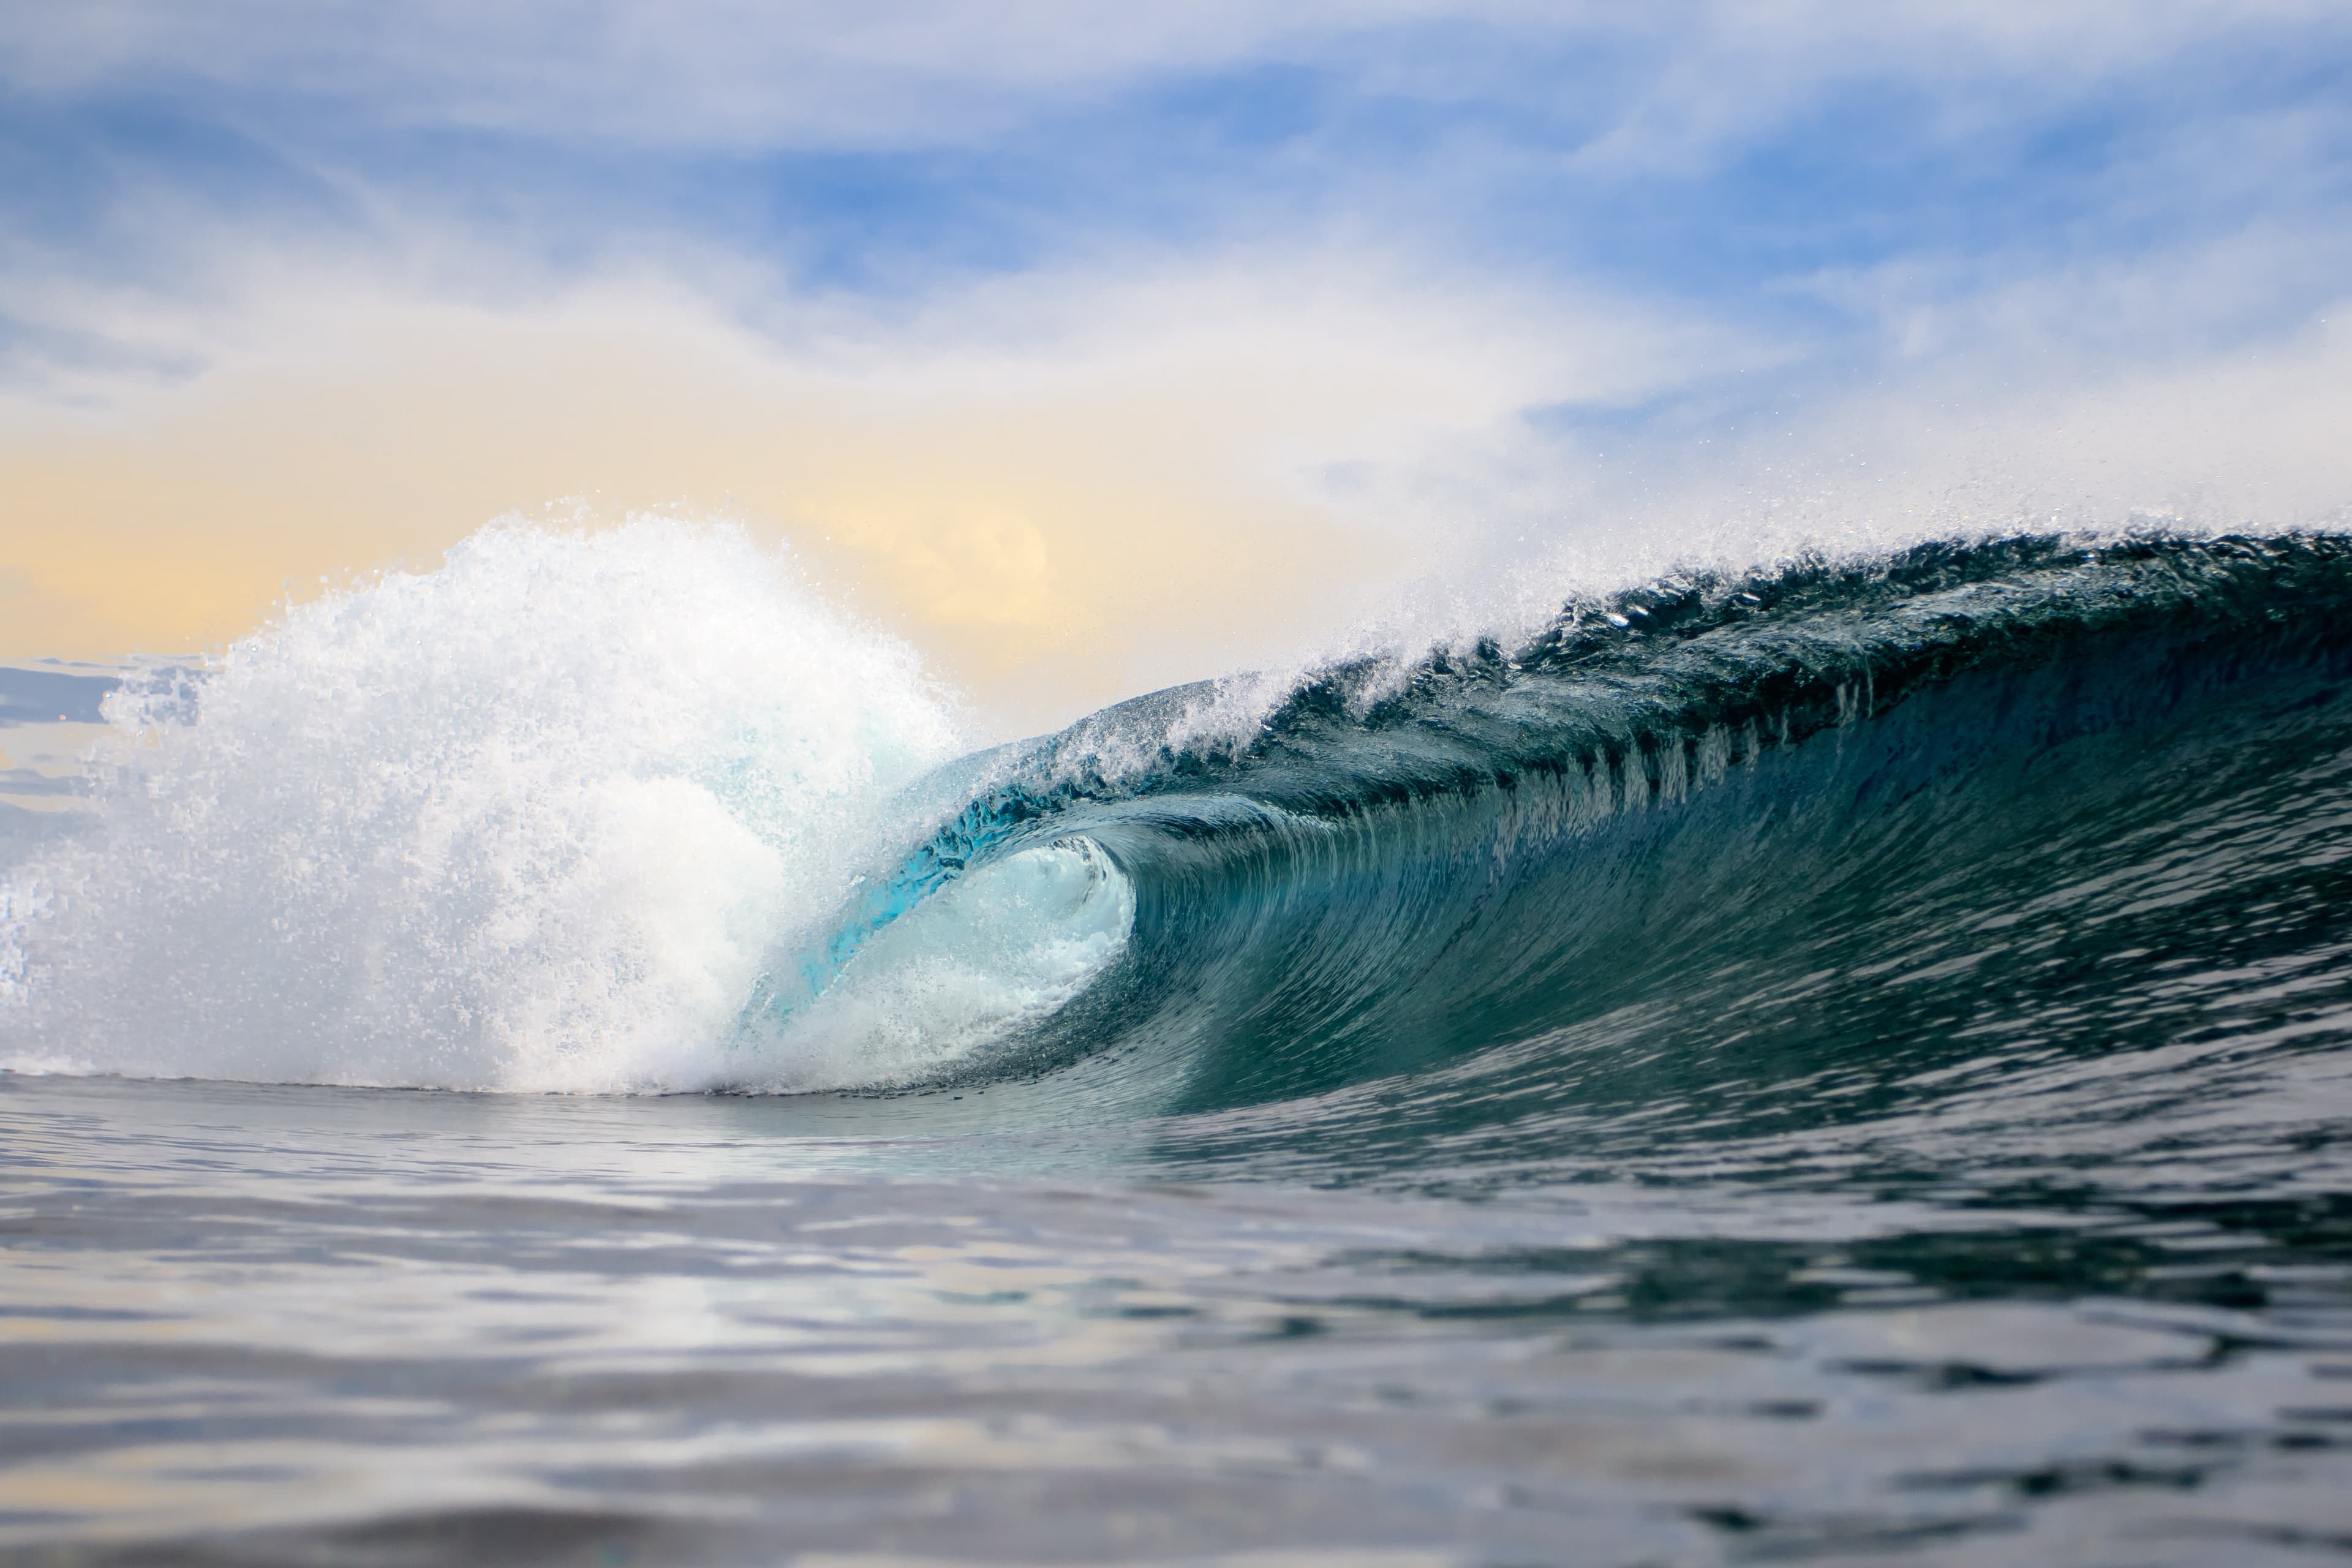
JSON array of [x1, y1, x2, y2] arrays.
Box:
[[0, 518, 961, 1091]]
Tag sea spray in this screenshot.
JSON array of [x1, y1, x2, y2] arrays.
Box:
[[0, 518, 973, 1091]]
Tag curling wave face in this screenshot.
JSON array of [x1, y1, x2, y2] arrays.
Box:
[[9, 527, 2352, 1150], [747, 530, 2352, 1159]]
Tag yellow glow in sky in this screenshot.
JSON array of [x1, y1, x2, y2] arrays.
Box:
[[1, 280, 1454, 736], [9, 265, 2350, 739]]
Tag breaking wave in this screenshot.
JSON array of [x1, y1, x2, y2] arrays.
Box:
[[10, 524, 2352, 1143]]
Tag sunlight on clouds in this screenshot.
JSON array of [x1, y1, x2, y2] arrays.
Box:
[[0, 254, 1731, 734], [4, 247, 2348, 735], [838, 504, 1059, 634]]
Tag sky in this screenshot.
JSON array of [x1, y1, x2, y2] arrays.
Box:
[[3, 1, 2350, 736]]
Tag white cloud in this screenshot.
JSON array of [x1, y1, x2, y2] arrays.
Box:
[[1789, 216, 2352, 372]]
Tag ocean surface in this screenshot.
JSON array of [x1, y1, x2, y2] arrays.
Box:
[[6, 524, 2352, 1564]]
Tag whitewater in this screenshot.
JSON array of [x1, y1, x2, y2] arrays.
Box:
[[6, 516, 2352, 1565], [0, 521, 1112, 1093]]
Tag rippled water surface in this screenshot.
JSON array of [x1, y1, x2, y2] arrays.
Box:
[[8, 1068, 2352, 1567]]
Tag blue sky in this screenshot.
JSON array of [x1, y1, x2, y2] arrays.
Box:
[[5, 3, 2351, 726], [10, 9, 2345, 305]]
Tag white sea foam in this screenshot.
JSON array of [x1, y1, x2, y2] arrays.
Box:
[[737, 836, 1135, 1093], [0, 517, 1131, 1093]]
